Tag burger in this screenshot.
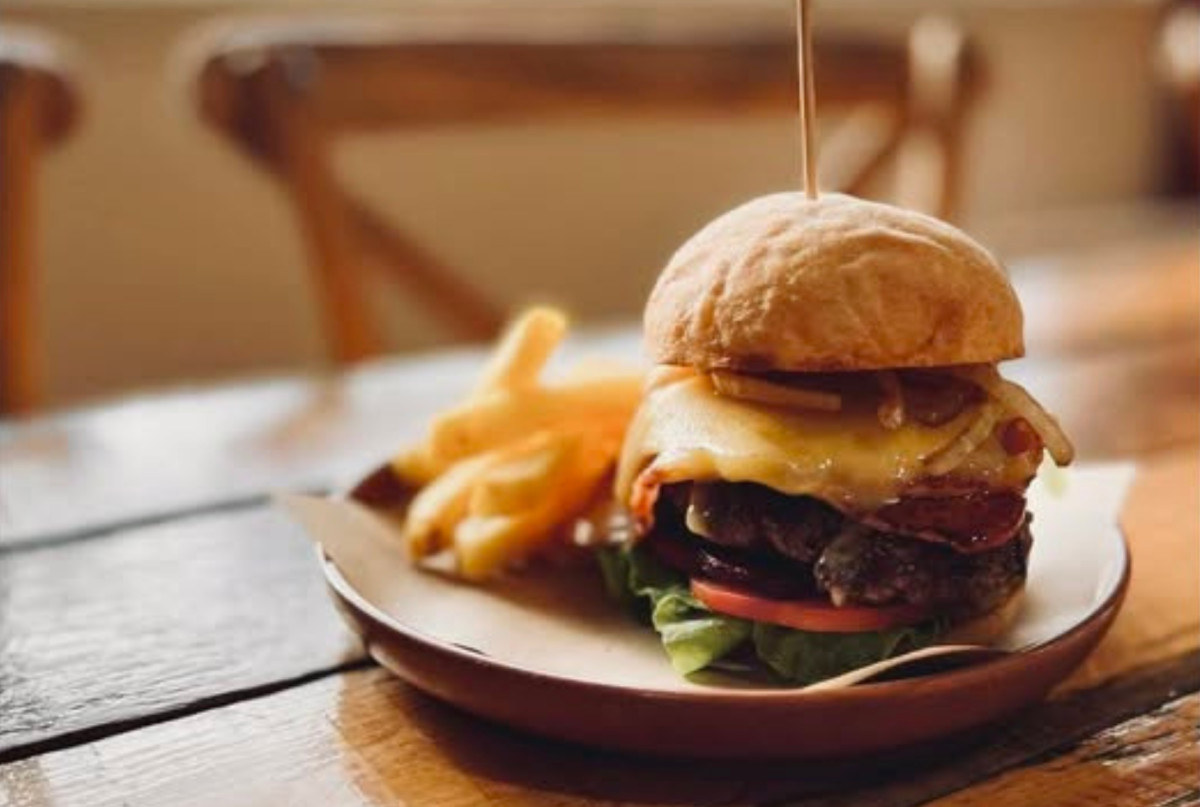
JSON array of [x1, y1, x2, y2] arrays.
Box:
[[600, 192, 1075, 685]]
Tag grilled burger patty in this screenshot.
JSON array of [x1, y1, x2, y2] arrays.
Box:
[[652, 482, 1031, 614], [815, 524, 1030, 613]]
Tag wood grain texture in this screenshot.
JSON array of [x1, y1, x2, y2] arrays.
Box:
[[1060, 448, 1200, 693], [792, 653, 1200, 807], [1010, 338, 1200, 461], [0, 508, 362, 760], [192, 15, 926, 148], [927, 693, 1200, 807], [1016, 228, 1200, 356], [0, 348, 482, 545], [0, 445, 1194, 776], [1, 651, 1195, 807]]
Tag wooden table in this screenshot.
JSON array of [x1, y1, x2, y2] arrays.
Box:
[[1, 214, 1198, 806]]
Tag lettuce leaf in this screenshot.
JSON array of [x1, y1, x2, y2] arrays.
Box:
[[598, 544, 944, 685], [750, 621, 941, 684], [598, 542, 750, 674]]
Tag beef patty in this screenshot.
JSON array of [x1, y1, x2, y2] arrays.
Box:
[[653, 481, 1030, 614]]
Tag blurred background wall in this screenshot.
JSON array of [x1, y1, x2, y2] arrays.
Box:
[[3, 0, 1175, 408]]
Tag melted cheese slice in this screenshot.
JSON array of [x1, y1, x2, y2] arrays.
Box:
[[616, 376, 1036, 518]]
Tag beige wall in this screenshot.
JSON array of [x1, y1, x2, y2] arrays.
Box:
[[5, 2, 1166, 407]]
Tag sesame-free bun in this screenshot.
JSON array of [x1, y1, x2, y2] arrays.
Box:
[[645, 193, 1024, 372]]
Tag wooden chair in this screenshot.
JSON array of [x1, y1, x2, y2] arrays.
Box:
[[189, 14, 984, 365], [0, 27, 79, 415], [1157, 0, 1200, 190]]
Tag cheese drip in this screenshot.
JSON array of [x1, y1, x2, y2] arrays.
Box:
[[616, 375, 1038, 522]]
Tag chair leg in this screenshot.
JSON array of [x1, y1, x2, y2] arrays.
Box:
[[255, 55, 384, 365], [348, 198, 504, 342], [0, 70, 42, 414], [900, 16, 978, 223]]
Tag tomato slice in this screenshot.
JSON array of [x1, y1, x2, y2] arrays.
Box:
[[691, 579, 930, 633]]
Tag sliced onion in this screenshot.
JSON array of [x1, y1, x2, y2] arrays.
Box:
[[710, 371, 842, 411], [953, 365, 1075, 466], [924, 402, 1001, 476], [876, 370, 906, 430]]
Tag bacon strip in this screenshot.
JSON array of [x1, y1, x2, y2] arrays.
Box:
[[865, 490, 1028, 553], [629, 466, 665, 534]]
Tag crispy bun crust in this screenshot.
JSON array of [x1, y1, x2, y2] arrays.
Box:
[[944, 587, 1024, 646], [646, 193, 1024, 372]]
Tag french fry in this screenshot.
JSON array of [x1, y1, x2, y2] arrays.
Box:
[[453, 515, 527, 581], [390, 445, 441, 487], [427, 375, 641, 465], [453, 436, 615, 580], [468, 430, 581, 517], [389, 304, 642, 579], [403, 451, 501, 559], [404, 435, 554, 558], [472, 307, 568, 397], [396, 308, 569, 485]]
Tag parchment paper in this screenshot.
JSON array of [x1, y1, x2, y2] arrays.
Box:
[[280, 462, 1134, 691]]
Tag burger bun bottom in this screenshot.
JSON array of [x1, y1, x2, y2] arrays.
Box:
[[943, 587, 1025, 646]]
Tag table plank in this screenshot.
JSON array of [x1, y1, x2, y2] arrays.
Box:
[[0, 668, 633, 807], [1016, 223, 1199, 355], [0, 508, 362, 761], [1059, 448, 1200, 693], [0, 443, 1193, 773], [0, 331, 637, 547], [927, 693, 1199, 807], [3, 328, 1196, 549], [0, 347, 481, 547], [1, 651, 1195, 807], [1011, 338, 1200, 460]]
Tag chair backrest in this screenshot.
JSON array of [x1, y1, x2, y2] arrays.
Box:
[[0, 27, 79, 415], [1157, 0, 1200, 190], [191, 15, 984, 365]]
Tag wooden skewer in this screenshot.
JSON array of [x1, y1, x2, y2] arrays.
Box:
[[796, 0, 819, 199]]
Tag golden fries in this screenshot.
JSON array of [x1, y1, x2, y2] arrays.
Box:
[[391, 306, 642, 580], [404, 447, 509, 558], [454, 434, 615, 580], [390, 445, 441, 487], [427, 377, 640, 465], [472, 307, 567, 396], [468, 430, 581, 517]]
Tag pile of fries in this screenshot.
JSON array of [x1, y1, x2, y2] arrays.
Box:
[[393, 307, 643, 581]]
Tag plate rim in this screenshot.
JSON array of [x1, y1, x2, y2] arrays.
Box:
[[317, 520, 1130, 702]]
